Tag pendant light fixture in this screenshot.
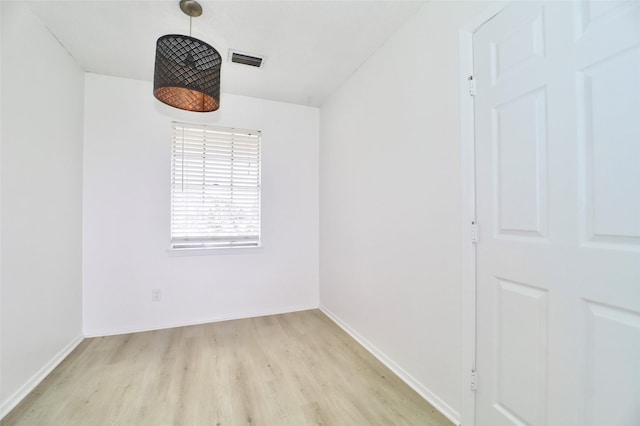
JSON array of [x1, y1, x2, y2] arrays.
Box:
[[153, 0, 221, 112]]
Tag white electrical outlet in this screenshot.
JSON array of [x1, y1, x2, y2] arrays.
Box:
[[152, 288, 161, 302]]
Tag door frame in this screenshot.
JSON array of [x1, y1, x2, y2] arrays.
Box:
[[458, 3, 506, 425]]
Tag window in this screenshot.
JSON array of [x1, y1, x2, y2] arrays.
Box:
[[170, 122, 261, 249]]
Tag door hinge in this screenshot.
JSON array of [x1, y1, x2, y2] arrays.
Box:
[[470, 369, 478, 391], [467, 75, 476, 96], [471, 222, 478, 243]]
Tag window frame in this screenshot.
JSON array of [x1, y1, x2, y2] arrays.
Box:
[[169, 121, 262, 251]]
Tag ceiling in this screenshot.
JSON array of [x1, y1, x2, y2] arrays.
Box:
[[26, 0, 426, 107]]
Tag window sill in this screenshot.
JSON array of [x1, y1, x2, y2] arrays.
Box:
[[166, 245, 264, 257]]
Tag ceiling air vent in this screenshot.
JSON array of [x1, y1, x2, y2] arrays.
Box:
[[229, 50, 265, 68]]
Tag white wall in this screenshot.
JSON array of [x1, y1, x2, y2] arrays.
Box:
[[1, 2, 84, 416], [319, 2, 494, 423], [83, 73, 319, 336]]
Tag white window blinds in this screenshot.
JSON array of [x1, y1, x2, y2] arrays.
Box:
[[171, 122, 261, 249]]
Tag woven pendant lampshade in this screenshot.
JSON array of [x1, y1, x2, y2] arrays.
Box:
[[153, 1, 221, 112]]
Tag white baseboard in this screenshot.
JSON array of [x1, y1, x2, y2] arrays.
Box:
[[319, 305, 461, 426], [83, 303, 320, 337], [1, 334, 84, 420]]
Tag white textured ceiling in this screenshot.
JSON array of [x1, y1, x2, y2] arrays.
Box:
[[26, 0, 426, 106]]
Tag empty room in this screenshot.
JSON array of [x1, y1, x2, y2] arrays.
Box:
[[1, 0, 639, 425]]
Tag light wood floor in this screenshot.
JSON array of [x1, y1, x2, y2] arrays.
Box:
[[2, 309, 453, 426]]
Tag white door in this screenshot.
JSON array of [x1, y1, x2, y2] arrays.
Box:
[[473, 1, 640, 425]]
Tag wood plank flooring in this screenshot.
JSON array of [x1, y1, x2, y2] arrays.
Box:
[[2, 309, 453, 426]]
